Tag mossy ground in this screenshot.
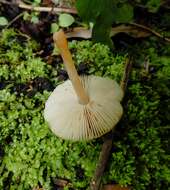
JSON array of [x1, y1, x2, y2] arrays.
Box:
[[0, 29, 169, 190]]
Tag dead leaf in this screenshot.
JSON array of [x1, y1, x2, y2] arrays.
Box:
[[102, 184, 131, 190], [42, 0, 54, 6], [66, 27, 92, 39], [110, 25, 150, 38], [53, 178, 70, 187], [65, 25, 150, 39], [32, 186, 44, 190]]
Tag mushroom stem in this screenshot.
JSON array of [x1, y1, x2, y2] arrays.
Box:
[[53, 30, 89, 105]]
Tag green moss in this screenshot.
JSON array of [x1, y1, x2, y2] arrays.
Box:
[[0, 29, 48, 83], [0, 29, 169, 190], [69, 40, 125, 81]]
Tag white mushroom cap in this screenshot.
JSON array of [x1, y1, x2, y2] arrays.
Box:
[[44, 75, 123, 141]]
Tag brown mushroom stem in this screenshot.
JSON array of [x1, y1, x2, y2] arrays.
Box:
[[53, 30, 89, 105]]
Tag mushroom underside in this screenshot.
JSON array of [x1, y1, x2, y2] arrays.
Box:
[[44, 75, 123, 140]]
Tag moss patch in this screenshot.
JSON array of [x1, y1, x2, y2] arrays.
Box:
[[0, 29, 169, 190]]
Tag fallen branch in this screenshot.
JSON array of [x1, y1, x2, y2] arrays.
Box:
[[0, 0, 77, 14], [120, 58, 133, 92], [90, 57, 133, 190]]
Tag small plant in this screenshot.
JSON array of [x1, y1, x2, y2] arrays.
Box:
[[76, 0, 134, 47], [51, 13, 75, 33], [0, 16, 8, 26]]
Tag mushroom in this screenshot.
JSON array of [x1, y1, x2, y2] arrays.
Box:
[[44, 30, 123, 141]]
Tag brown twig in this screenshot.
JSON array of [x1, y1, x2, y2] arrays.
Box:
[[120, 57, 133, 92], [0, 0, 77, 14], [90, 132, 114, 190], [5, 12, 24, 29], [90, 57, 133, 190]]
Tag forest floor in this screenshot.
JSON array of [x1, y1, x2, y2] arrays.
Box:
[[0, 1, 170, 190]]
